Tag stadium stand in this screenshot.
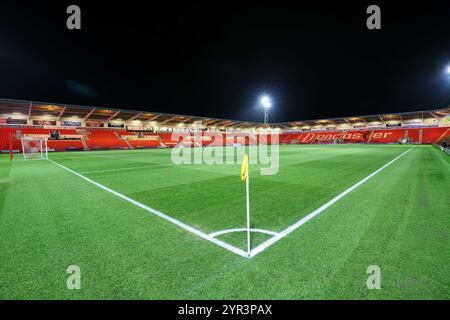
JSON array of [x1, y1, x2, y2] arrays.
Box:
[[1, 98, 449, 153], [2, 127, 450, 152]]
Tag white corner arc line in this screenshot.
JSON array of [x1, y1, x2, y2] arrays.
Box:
[[209, 228, 279, 238], [249, 147, 416, 258], [47, 159, 248, 258]]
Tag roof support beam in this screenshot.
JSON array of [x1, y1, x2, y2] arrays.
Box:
[[106, 111, 120, 122], [127, 112, 143, 121], [242, 123, 257, 128], [242, 123, 256, 129], [428, 111, 439, 119], [179, 116, 193, 123], [222, 121, 239, 128], [27, 101, 33, 120], [83, 108, 96, 121], [159, 115, 179, 125], [204, 119, 219, 125], [57, 105, 67, 121], [213, 120, 232, 127], [146, 114, 161, 122], [236, 122, 249, 128]]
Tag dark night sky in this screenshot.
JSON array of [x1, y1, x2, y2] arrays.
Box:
[[0, 1, 450, 123]]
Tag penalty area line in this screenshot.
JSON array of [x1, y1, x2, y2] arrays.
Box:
[[249, 147, 416, 258], [47, 159, 248, 258]]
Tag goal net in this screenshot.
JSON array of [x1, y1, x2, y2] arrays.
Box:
[[21, 137, 48, 160]]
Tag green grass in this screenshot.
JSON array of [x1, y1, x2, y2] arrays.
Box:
[[0, 144, 449, 299]]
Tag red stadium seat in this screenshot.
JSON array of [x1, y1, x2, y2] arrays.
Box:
[[421, 127, 449, 144], [85, 130, 129, 149], [47, 140, 84, 151], [128, 140, 161, 148]]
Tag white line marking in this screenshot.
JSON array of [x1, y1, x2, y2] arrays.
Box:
[[209, 228, 279, 238], [249, 147, 416, 257], [81, 165, 163, 174], [47, 146, 415, 259], [48, 159, 248, 258]]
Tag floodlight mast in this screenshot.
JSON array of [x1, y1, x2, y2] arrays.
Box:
[[261, 95, 271, 124]]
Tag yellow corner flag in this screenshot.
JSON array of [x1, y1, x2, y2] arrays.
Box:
[[240, 154, 249, 181]]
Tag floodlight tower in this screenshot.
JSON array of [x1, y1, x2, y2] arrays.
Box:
[[261, 95, 271, 124]]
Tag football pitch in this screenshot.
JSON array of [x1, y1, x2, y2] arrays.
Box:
[[0, 144, 449, 299]]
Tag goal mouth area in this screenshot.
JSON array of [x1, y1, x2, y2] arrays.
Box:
[[21, 137, 48, 160]]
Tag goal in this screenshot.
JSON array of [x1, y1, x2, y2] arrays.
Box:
[[21, 137, 48, 160]]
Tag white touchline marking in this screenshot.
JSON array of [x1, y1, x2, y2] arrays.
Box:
[[48, 159, 248, 258], [249, 147, 416, 258], [80, 164, 163, 174], [209, 228, 279, 238]]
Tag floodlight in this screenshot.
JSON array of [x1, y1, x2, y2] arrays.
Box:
[[261, 95, 271, 109], [260, 94, 272, 124], [447, 65, 450, 74]]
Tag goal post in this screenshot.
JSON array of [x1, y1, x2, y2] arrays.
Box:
[[21, 137, 48, 160]]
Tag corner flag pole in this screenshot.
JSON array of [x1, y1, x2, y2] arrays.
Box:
[[246, 167, 250, 257], [241, 154, 250, 257]]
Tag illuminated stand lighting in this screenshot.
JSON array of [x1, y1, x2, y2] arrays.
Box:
[[261, 95, 272, 124]]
